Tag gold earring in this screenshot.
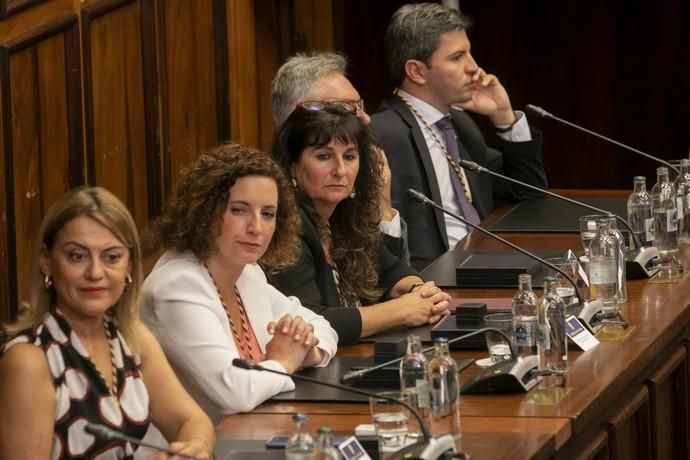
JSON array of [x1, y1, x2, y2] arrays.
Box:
[[124, 274, 133, 290], [43, 274, 53, 291]]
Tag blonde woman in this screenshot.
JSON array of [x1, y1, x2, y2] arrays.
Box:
[[0, 187, 214, 459]]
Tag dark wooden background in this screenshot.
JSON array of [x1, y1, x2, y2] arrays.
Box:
[[1, 0, 688, 322], [338, 0, 690, 189]]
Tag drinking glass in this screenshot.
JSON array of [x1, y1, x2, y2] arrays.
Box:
[[483, 312, 514, 362], [543, 256, 581, 306], [369, 391, 411, 454], [579, 214, 609, 256]]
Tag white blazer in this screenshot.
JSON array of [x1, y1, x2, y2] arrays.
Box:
[[140, 251, 338, 423]]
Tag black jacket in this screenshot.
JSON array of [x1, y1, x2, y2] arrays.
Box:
[[370, 95, 548, 270], [269, 207, 417, 345]]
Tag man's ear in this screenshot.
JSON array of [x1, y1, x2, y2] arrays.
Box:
[[404, 59, 428, 86]]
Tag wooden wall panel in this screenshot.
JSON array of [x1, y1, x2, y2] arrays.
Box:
[[0, 15, 82, 320], [7, 49, 44, 311], [82, 0, 159, 231], [0, 0, 45, 19], [0, 0, 325, 320], [254, 0, 293, 149], [0, 54, 7, 325], [227, 0, 259, 148], [293, 0, 332, 52], [158, 0, 223, 191]]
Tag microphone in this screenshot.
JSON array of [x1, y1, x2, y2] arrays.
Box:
[[340, 327, 517, 383], [84, 423, 202, 460], [458, 159, 643, 249], [340, 326, 539, 395], [525, 104, 679, 173], [231, 359, 458, 460], [406, 188, 604, 331], [458, 158, 659, 279]]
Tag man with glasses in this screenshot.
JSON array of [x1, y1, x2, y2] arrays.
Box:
[[271, 52, 409, 263], [370, 3, 548, 270]]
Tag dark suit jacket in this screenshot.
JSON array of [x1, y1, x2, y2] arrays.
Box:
[[370, 95, 548, 270], [269, 207, 417, 345]]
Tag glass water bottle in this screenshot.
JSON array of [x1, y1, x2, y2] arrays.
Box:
[[512, 273, 539, 356], [627, 176, 654, 248], [537, 276, 568, 387], [427, 337, 461, 439], [588, 219, 619, 315]]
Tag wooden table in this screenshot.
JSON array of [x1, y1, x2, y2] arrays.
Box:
[[216, 192, 690, 460]]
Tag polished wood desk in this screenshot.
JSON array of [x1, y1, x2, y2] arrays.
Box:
[[216, 192, 690, 460]]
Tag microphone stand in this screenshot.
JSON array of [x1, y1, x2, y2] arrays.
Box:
[[85, 423, 201, 460], [232, 359, 462, 460], [407, 188, 606, 332], [526, 104, 679, 174], [341, 327, 517, 384], [459, 159, 643, 250]]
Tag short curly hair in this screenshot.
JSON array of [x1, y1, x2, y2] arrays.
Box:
[[150, 143, 300, 273]]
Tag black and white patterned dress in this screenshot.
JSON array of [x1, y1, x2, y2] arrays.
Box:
[[3, 310, 151, 459]]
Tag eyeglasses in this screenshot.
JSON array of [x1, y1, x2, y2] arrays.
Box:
[[298, 99, 365, 114]]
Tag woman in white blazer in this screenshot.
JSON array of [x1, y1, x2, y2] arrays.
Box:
[[140, 144, 338, 423]]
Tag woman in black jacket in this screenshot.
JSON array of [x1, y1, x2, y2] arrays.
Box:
[[268, 102, 450, 344]]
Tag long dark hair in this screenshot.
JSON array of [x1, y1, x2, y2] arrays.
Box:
[[271, 104, 384, 302]]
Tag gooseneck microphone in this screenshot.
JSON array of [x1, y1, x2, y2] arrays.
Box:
[[525, 104, 678, 173], [407, 188, 604, 331], [340, 327, 516, 384], [407, 189, 585, 304], [457, 159, 643, 249], [84, 423, 202, 460], [231, 359, 459, 460], [232, 358, 431, 441]]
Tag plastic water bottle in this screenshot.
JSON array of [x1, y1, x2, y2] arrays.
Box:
[[399, 334, 429, 440], [512, 273, 539, 356], [627, 176, 654, 248], [427, 337, 461, 439], [588, 218, 619, 315], [284, 413, 314, 460], [537, 276, 568, 387], [312, 426, 341, 459]]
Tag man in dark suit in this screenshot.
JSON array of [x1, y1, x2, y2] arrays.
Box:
[[371, 3, 548, 270]]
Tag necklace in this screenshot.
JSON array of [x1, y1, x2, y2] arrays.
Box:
[[205, 266, 259, 362], [101, 318, 119, 403], [394, 89, 473, 203]]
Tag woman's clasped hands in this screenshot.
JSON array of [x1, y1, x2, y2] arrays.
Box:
[[402, 281, 451, 326], [266, 314, 323, 372]]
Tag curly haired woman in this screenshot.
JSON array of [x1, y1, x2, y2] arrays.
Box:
[[140, 144, 337, 423]]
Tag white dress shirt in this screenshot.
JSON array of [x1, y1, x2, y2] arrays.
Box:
[[397, 89, 531, 248]]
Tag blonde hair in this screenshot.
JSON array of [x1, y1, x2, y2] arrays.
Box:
[[3, 186, 143, 351]]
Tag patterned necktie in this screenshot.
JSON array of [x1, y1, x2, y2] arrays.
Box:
[[435, 117, 481, 225]]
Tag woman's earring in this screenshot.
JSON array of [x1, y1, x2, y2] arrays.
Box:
[[291, 176, 298, 189], [349, 190, 357, 199], [43, 274, 53, 291], [124, 274, 133, 290]]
